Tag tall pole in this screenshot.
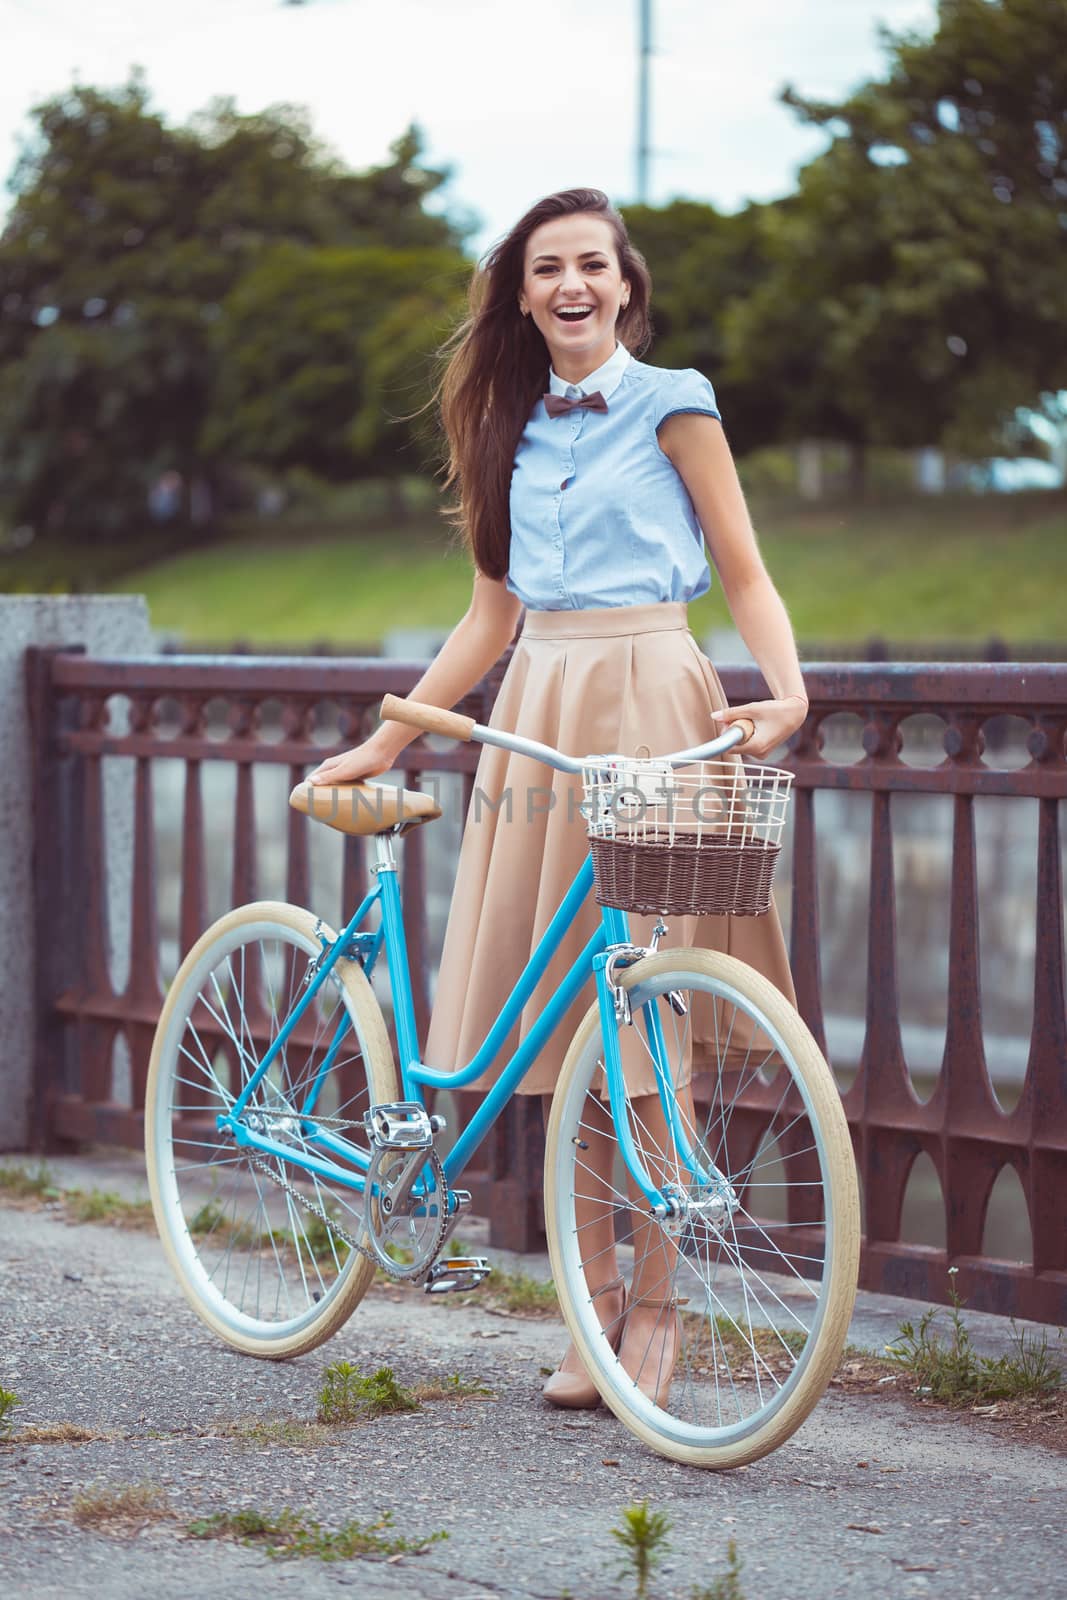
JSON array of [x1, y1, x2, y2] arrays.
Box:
[[636, 0, 652, 203]]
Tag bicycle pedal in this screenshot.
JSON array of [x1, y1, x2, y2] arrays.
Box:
[[364, 1102, 443, 1150], [423, 1257, 491, 1295]]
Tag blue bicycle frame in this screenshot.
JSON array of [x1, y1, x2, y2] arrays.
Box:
[[220, 829, 705, 1210]]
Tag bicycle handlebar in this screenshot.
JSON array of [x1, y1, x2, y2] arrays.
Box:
[[380, 694, 756, 773]]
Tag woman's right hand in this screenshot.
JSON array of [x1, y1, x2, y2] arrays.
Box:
[[305, 732, 401, 787]]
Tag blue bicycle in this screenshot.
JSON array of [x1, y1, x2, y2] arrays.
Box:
[[145, 695, 859, 1467]]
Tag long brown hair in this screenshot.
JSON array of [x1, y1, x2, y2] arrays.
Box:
[[434, 188, 653, 580]]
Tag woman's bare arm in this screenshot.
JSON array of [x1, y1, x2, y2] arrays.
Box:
[[657, 412, 808, 758], [307, 570, 522, 784]]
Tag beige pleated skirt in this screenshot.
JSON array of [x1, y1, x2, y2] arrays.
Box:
[[424, 601, 796, 1096]]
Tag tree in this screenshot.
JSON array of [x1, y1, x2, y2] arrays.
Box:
[[0, 75, 471, 538], [623, 199, 788, 456], [760, 0, 1067, 476], [204, 244, 467, 478]]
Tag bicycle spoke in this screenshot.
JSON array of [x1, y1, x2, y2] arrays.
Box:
[[147, 912, 395, 1348], [550, 956, 856, 1460]]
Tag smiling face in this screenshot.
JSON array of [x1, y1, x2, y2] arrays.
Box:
[[517, 212, 630, 379]]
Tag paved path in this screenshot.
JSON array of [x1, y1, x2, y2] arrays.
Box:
[[0, 1153, 1063, 1600]]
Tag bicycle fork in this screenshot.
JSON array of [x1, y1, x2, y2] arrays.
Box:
[[592, 938, 739, 1232]]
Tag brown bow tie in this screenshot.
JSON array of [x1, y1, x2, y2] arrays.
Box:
[[543, 390, 609, 418]]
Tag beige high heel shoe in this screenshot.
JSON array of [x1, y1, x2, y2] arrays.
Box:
[[617, 1293, 687, 1409], [542, 1277, 628, 1410]]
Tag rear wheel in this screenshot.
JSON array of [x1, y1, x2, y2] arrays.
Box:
[[145, 901, 398, 1358], [544, 949, 859, 1467]]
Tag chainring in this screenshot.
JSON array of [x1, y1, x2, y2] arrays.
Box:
[[363, 1144, 449, 1281]]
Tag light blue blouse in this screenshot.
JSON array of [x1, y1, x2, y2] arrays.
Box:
[[506, 341, 722, 612]]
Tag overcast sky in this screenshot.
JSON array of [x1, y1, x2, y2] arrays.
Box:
[[0, 0, 937, 250]]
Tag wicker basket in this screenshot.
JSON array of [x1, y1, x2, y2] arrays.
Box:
[[590, 832, 780, 917], [582, 753, 793, 919]]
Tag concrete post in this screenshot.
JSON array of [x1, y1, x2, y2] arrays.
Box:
[[0, 596, 155, 1150]]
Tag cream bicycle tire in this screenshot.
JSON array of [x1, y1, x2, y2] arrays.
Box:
[[145, 901, 398, 1359], [544, 948, 860, 1468]]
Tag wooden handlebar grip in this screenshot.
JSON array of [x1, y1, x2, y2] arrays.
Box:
[[379, 694, 476, 742], [733, 717, 757, 746]]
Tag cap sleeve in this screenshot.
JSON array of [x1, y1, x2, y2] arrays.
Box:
[[653, 367, 722, 430]]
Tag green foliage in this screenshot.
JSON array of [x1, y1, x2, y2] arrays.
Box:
[[0, 1387, 20, 1438], [204, 243, 467, 478], [691, 1539, 745, 1600], [0, 1164, 156, 1227], [885, 1269, 1064, 1405], [438, 1264, 557, 1315], [187, 1505, 448, 1561], [316, 1361, 420, 1423], [764, 0, 1067, 460], [64, 1187, 155, 1227], [610, 1501, 673, 1600], [0, 1163, 59, 1200], [0, 75, 469, 541]]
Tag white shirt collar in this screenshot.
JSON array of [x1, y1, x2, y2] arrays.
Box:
[[548, 340, 631, 402]]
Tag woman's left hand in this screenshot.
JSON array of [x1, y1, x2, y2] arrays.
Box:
[[712, 696, 808, 760]]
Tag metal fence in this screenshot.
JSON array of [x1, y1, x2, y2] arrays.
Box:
[[25, 648, 1067, 1322]]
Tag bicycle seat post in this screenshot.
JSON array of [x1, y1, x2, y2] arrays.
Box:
[[371, 831, 398, 875]]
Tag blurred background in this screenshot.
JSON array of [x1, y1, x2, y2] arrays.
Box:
[[1, 0, 1063, 656]]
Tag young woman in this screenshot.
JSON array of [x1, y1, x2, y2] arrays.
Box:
[[308, 187, 808, 1409]]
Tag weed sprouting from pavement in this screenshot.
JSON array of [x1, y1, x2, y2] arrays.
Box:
[[610, 1500, 673, 1600], [316, 1361, 419, 1423], [187, 1505, 448, 1562], [690, 1538, 746, 1599], [71, 1482, 171, 1530], [0, 1165, 153, 1229], [0, 1163, 59, 1200], [438, 1264, 556, 1316], [411, 1372, 495, 1402], [885, 1269, 1064, 1405], [64, 1188, 156, 1228], [0, 1388, 20, 1438]]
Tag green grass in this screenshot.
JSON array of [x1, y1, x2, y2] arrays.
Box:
[[438, 1264, 558, 1316], [885, 1269, 1064, 1405], [214, 1417, 334, 1449], [91, 490, 1067, 647], [64, 1187, 156, 1228], [0, 1387, 20, 1438], [0, 1163, 60, 1201], [114, 523, 472, 646], [0, 1164, 155, 1229], [186, 1505, 448, 1562], [71, 1482, 171, 1529]]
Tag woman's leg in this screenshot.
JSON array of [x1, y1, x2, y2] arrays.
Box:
[[541, 1091, 625, 1407], [617, 1082, 695, 1404]]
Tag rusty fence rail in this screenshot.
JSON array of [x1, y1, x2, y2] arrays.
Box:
[[25, 649, 1067, 1323]]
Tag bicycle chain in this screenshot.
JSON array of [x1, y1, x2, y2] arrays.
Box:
[[244, 1141, 451, 1284]]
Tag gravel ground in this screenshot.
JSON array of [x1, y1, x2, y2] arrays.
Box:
[[0, 1154, 1063, 1600]]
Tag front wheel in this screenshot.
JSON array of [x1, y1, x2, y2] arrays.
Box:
[[544, 949, 860, 1468], [145, 901, 399, 1358]]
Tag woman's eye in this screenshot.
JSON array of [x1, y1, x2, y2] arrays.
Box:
[[534, 262, 608, 274]]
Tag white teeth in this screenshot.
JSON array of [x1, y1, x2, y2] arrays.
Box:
[[556, 305, 593, 317]]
